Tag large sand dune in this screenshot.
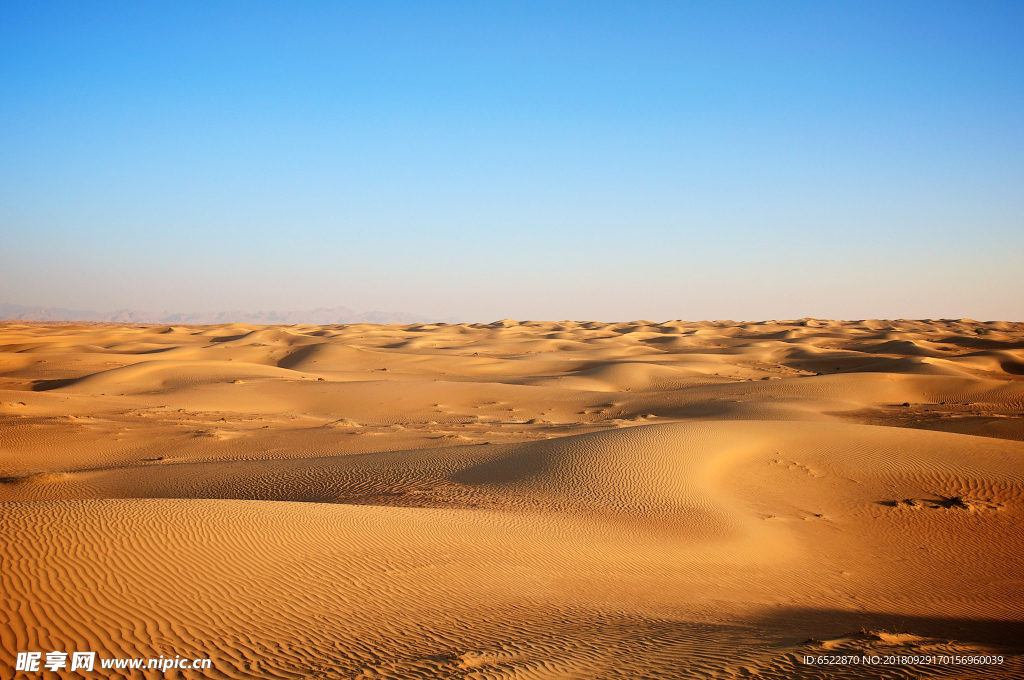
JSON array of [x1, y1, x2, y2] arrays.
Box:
[[1, 318, 1023, 678]]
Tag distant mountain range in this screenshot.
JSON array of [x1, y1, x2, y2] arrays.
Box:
[[0, 303, 436, 325]]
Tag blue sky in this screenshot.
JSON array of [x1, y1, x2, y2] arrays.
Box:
[[1, 1, 1022, 321]]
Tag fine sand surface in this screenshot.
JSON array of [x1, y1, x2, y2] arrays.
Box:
[[1, 318, 1023, 679]]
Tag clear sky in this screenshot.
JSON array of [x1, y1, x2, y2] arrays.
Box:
[[1, 1, 1022, 321]]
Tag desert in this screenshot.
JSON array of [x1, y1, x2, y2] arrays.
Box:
[[4, 1, 1023, 677], [1, 317, 1023, 678]]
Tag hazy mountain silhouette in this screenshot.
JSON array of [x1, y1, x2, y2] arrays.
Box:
[[0, 304, 435, 325]]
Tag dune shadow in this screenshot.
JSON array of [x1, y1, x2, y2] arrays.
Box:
[[209, 333, 249, 343], [277, 344, 319, 369], [31, 378, 80, 391], [748, 606, 1024, 650], [940, 337, 1024, 351], [1001, 361, 1024, 376]]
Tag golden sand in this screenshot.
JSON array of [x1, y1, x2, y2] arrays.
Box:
[[2, 318, 1023, 678]]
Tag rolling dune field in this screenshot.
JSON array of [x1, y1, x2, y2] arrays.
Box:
[[2, 318, 1023, 679]]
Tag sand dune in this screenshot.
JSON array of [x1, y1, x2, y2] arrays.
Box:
[[1, 318, 1023, 678]]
